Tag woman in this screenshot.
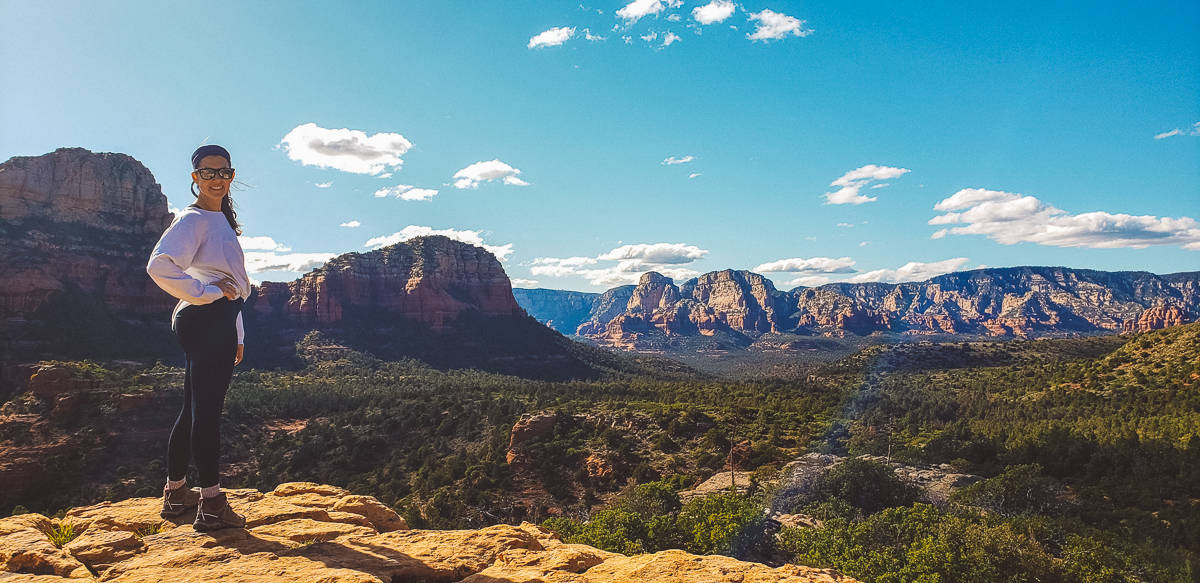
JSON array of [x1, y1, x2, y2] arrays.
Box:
[[146, 144, 250, 531]]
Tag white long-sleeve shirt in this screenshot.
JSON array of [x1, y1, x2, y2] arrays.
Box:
[[146, 205, 250, 343]]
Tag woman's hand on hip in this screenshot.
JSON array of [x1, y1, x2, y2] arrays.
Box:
[[215, 277, 239, 300], [235, 344, 244, 366]]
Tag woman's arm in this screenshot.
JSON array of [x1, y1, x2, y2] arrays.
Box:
[[146, 215, 225, 303]]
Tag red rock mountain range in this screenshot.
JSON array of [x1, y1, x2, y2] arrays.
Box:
[[1, 147, 1195, 365]]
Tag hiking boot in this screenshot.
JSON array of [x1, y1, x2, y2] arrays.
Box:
[[160, 485, 201, 519], [192, 492, 246, 532]]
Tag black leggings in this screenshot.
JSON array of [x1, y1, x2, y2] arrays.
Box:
[[167, 296, 244, 488]]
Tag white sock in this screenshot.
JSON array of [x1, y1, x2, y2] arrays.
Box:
[[200, 485, 221, 499], [165, 477, 187, 491]]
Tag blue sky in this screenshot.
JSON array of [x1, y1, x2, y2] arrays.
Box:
[[2, 0, 1198, 292]]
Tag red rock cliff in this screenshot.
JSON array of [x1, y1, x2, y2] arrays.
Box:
[[252, 235, 521, 332]]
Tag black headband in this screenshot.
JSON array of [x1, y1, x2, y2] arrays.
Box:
[[191, 144, 231, 168]]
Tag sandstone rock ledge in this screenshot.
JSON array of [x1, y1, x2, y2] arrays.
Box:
[[0, 482, 857, 583]]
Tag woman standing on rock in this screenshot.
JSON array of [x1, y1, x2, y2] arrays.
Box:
[[145, 144, 250, 531]]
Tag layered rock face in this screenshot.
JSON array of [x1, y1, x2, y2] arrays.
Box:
[[0, 147, 175, 315], [0, 481, 858, 583], [0, 148, 179, 362], [252, 235, 521, 332], [552, 267, 1199, 348], [511, 288, 599, 335]]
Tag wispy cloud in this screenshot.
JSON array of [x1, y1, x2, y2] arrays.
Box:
[[529, 26, 575, 49], [339, 220, 360, 228], [238, 235, 291, 252], [244, 251, 337, 275], [755, 256, 858, 288], [374, 184, 439, 201], [929, 188, 1200, 250], [693, 0, 735, 25], [314, 181, 333, 188], [662, 31, 681, 46], [364, 225, 514, 261], [688, 172, 702, 179], [847, 258, 970, 283], [511, 278, 540, 288], [747, 9, 812, 41], [452, 159, 529, 189], [824, 164, 911, 205], [617, 0, 665, 23], [662, 155, 695, 165], [279, 122, 412, 175], [1154, 121, 1200, 139], [531, 242, 708, 287]]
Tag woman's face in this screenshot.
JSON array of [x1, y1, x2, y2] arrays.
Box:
[[192, 154, 234, 203]]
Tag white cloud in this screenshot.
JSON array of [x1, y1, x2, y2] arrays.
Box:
[[688, 172, 702, 179], [340, 220, 361, 228], [662, 31, 681, 46], [848, 258, 970, 283], [279, 122, 412, 175], [238, 235, 291, 252], [374, 184, 439, 201], [511, 278, 540, 288], [452, 159, 529, 189], [314, 181, 333, 188], [401, 188, 439, 201], [617, 0, 664, 23], [584, 28, 606, 41], [824, 164, 911, 205], [667, 14, 681, 22], [532, 242, 708, 287], [662, 155, 695, 165], [529, 26, 576, 49], [836, 222, 854, 228], [929, 188, 1200, 250], [364, 225, 514, 261], [244, 251, 337, 275], [859, 241, 871, 247], [622, 35, 633, 44], [787, 275, 833, 287], [1154, 121, 1200, 139], [598, 242, 708, 264], [753, 256, 856, 274], [693, 0, 735, 24], [641, 31, 658, 42], [747, 9, 812, 41]]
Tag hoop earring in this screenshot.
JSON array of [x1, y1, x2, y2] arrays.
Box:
[[190, 182, 199, 197]]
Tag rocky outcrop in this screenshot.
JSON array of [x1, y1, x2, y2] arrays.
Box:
[[1121, 305, 1191, 333], [0, 482, 858, 582], [769, 453, 980, 514], [0, 148, 179, 362], [252, 235, 521, 332], [536, 267, 1200, 348]]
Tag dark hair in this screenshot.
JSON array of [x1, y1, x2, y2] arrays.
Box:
[[190, 144, 242, 235]]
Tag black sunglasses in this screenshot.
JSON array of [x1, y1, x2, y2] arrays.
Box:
[[194, 168, 235, 180]]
